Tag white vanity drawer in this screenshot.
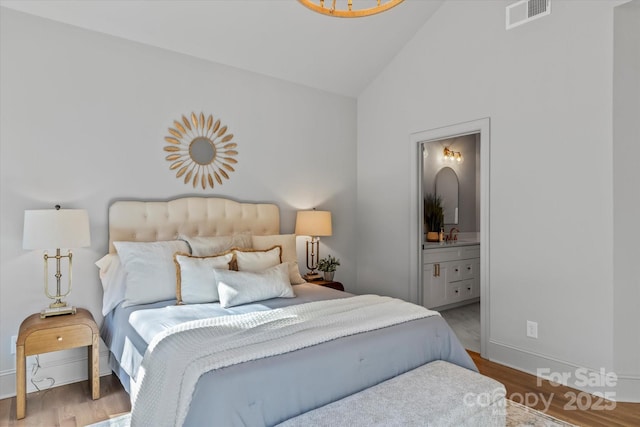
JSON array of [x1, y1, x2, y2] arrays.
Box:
[[447, 261, 475, 282], [446, 279, 474, 302]]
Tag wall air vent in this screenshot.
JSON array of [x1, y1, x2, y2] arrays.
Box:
[[506, 0, 551, 30]]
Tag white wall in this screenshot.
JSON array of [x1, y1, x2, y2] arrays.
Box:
[[357, 0, 638, 400], [613, 0, 640, 401], [0, 8, 357, 397]]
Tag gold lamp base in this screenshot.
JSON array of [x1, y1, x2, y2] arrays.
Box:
[[49, 299, 67, 308], [41, 306, 76, 319], [303, 272, 323, 282]]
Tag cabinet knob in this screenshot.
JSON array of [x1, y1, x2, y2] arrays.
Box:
[[57, 336, 63, 342]]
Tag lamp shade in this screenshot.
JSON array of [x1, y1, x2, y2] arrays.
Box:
[[23, 209, 91, 250], [295, 210, 332, 237]]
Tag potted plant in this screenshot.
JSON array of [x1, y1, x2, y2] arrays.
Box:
[[317, 254, 340, 281], [424, 193, 444, 242]]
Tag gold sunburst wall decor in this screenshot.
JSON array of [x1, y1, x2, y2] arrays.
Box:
[[164, 112, 238, 189]]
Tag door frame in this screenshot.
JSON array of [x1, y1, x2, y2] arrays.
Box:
[[409, 117, 490, 357]]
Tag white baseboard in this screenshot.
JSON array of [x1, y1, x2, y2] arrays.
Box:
[[611, 375, 640, 403], [488, 339, 640, 403], [0, 349, 112, 400]]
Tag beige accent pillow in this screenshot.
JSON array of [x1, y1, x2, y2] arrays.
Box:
[[174, 251, 234, 304], [252, 234, 305, 285], [233, 246, 282, 272], [179, 232, 252, 256]]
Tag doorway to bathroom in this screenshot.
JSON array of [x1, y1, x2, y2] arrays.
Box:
[[409, 118, 490, 357]]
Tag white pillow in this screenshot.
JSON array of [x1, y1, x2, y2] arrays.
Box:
[[180, 232, 252, 256], [95, 254, 127, 315], [234, 246, 282, 272], [216, 263, 295, 308], [252, 234, 305, 285], [114, 240, 189, 307], [174, 252, 234, 304]]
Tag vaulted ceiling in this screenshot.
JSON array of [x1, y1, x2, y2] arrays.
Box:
[[0, 0, 443, 97]]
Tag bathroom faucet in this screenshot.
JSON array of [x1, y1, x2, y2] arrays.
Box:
[[447, 228, 459, 242]]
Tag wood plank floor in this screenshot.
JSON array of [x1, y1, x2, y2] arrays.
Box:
[[1, 356, 638, 426], [0, 374, 130, 427], [470, 351, 640, 426]]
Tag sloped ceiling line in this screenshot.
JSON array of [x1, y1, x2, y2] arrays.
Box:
[[0, 0, 443, 97]]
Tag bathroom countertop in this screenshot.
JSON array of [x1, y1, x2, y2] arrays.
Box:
[[423, 238, 480, 249]]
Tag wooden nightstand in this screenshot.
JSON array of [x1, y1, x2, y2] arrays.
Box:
[[16, 308, 99, 420], [311, 280, 345, 291]]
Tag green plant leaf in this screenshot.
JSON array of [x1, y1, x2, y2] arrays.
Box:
[[424, 193, 444, 232]]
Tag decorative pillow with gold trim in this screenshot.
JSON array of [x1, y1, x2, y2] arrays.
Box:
[[252, 234, 305, 285], [174, 252, 234, 304]]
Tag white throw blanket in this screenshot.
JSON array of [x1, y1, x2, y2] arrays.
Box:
[[131, 295, 438, 427]]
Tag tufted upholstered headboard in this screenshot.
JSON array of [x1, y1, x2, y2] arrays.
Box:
[[108, 197, 280, 253]]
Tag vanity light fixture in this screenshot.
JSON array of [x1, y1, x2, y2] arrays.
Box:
[[298, 0, 404, 18], [443, 147, 463, 163]]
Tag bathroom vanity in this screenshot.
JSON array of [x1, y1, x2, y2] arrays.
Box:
[[422, 241, 480, 310]]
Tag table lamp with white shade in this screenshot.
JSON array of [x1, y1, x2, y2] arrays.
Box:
[[295, 209, 332, 281], [23, 205, 91, 318]]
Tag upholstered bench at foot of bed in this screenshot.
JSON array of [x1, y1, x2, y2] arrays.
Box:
[[277, 360, 507, 427]]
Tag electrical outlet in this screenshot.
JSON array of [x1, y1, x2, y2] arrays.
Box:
[[10, 335, 17, 354], [526, 321, 538, 338]]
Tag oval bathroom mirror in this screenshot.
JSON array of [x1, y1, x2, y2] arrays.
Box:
[[435, 167, 459, 225]]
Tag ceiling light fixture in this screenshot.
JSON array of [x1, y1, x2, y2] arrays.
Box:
[[298, 0, 404, 18]]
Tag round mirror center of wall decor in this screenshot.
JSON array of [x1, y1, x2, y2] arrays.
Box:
[[163, 112, 239, 190], [189, 137, 216, 165]]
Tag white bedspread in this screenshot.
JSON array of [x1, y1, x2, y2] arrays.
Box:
[[130, 294, 438, 427]]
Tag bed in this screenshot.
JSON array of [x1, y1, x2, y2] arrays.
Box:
[[98, 196, 477, 427]]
